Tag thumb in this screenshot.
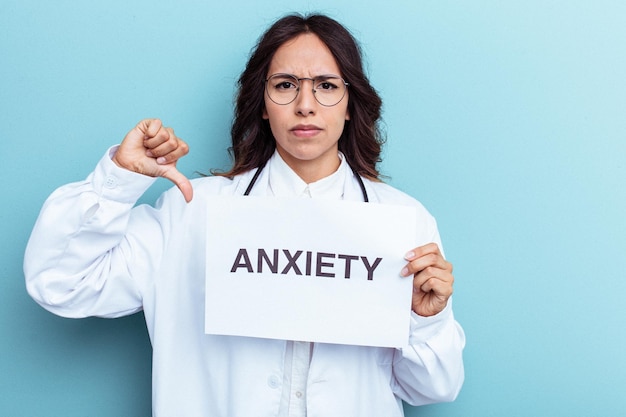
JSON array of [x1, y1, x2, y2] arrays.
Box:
[[162, 167, 193, 203]]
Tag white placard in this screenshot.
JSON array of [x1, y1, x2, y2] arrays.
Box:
[[205, 196, 417, 348]]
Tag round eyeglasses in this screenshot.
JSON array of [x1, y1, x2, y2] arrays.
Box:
[[265, 73, 349, 107]]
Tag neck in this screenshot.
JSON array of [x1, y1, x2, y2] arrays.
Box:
[[277, 150, 341, 184]]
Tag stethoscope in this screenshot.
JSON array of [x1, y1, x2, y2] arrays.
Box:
[[243, 159, 370, 202]]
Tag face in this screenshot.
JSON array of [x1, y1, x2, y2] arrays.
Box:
[[263, 33, 350, 183]]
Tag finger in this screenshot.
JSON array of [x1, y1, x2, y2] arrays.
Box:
[[141, 118, 163, 139], [416, 276, 453, 297], [401, 253, 451, 277], [154, 139, 189, 164], [404, 242, 442, 261], [408, 254, 451, 275], [411, 284, 451, 316], [146, 137, 178, 158], [162, 167, 194, 203], [118, 119, 158, 148], [401, 243, 443, 276], [144, 128, 188, 161], [413, 266, 454, 290], [144, 126, 174, 150]]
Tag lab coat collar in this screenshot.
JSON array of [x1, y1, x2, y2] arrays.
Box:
[[267, 150, 348, 199]]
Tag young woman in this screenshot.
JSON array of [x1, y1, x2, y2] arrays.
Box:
[[25, 13, 464, 417]]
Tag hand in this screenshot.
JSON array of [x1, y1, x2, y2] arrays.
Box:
[[401, 243, 454, 317], [113, 119, 193, 202]]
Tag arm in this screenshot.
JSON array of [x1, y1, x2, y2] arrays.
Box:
[[24, 119, 190, 318], [25, 152, 156, 317], [391, 300, 465, 405], [391, 233, 465, 404]]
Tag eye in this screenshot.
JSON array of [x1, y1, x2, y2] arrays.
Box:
[[270, 75, 299, 90], [276, 81, 297, 90], [315, 77, 341, 91]]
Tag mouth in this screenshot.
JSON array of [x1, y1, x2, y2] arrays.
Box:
[[290, 124, 322, 138]]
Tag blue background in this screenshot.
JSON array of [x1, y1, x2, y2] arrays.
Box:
[[2, 1, 625, 415]]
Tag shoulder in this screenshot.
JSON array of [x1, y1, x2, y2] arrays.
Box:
[[364, 179, 433, 216]]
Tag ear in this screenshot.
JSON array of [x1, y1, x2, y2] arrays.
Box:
[[262, 107, 269, 120], [345, 109, 350, 121]]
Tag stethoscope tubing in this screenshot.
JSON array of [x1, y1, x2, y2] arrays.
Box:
[[243, 159, 369, 203]]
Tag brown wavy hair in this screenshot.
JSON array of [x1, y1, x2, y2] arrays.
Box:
[[215, 13, 384, 180]]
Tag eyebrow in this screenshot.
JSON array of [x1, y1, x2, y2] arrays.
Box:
[[268, 73, 343, 79]]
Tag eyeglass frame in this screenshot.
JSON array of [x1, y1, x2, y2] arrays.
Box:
[[264, 73, 350, 107]]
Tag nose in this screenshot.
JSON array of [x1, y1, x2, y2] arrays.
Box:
[[294, 78, 317, 115]]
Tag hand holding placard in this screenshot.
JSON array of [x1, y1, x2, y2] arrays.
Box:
[[402, 243, 454, 317]]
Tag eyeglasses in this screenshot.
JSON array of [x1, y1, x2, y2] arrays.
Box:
[[265, 73, 349, 107]]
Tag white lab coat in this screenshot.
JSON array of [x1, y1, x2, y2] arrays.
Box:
[[25, 149, 465, 417]]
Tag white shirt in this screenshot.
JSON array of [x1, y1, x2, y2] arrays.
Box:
[[270, 152, 347, 417], [25, 148, 465, 417]]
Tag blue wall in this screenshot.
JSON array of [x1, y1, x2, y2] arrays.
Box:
[[2, 1, 625, 415]]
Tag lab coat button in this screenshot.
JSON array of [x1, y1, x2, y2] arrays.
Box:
[[267, 375, 280, 389], [104, 175, 118, 189]]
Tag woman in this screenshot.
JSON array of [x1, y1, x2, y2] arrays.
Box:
[[25, 13, 465, 417]]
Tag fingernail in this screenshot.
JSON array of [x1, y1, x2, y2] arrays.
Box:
[[404, 251, 415, 260], [157, 157, 166, 164], [400, 267, 409, 277], [146, 150, 153, 157]]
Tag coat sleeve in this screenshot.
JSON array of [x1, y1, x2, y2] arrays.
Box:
[[391, 301, 465, 405], [389, 205, 465, 405], [24, 148, 163, 319]]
